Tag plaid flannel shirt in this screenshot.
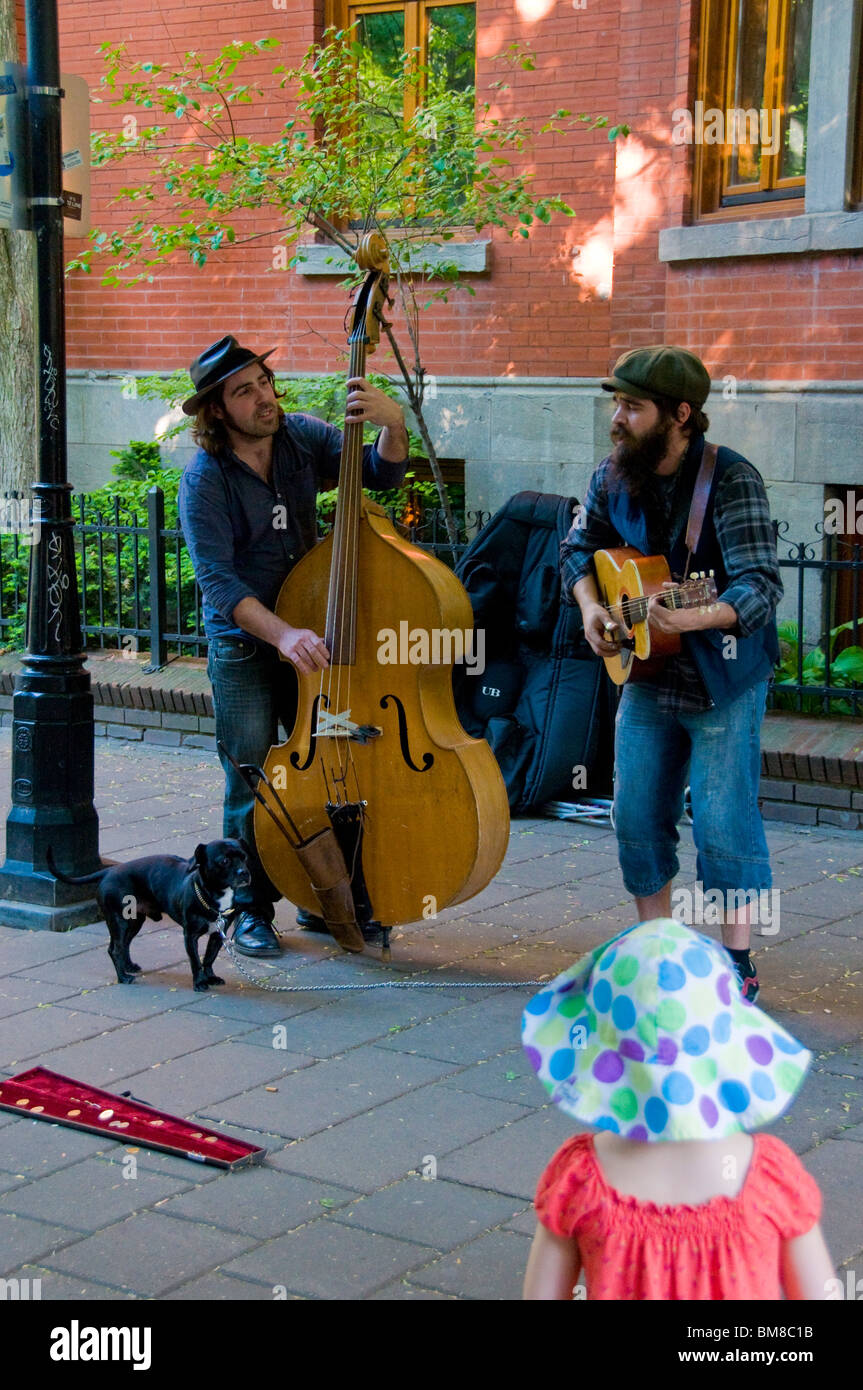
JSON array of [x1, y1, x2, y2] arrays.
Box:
[[560, 441, 783, 712]]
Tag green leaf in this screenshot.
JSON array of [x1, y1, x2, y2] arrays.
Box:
[[832, 647, 863, 680]]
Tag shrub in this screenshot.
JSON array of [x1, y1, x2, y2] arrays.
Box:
[[772, 620, 863, 715]]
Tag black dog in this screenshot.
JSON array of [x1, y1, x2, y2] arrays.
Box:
[[47, 840, 252, 991]]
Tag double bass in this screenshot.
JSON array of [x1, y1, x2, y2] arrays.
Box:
[[252, 233, 509, 951]]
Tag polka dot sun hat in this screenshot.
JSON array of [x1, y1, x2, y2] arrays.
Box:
[[522, 918, 811, 1142]]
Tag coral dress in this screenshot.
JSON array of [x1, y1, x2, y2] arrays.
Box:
[[535, 1132, 821, 1300]]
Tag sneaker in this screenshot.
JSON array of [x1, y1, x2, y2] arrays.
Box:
[[736, 960, 760, 1004]]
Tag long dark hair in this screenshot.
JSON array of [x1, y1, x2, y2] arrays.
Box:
[[652, 397, 710, 438], [191, 364, 286, 459]]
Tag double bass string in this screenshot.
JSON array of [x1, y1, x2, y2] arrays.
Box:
[[328, 329, 365, 805], [339, 332, 363, 802]]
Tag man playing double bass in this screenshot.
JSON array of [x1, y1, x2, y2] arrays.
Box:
[[178, 335, 409, 958]]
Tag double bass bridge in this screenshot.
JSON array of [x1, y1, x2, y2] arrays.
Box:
[[314, 708, 382, 744]]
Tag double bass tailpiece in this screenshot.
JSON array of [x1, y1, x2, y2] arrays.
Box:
[[217, 742, 369, 955]]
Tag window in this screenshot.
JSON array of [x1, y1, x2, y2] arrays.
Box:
[[325, 1, 477, 129], [323, 1, 477, 220], [695, 0, 812, 219]]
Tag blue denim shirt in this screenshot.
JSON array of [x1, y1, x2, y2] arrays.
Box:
[[178, 412, 407, 643]]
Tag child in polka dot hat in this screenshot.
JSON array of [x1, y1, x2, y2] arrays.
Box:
[[521, 918, 834, 1300]]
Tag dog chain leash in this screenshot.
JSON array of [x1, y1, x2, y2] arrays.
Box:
[[216, 922, 546, 994]]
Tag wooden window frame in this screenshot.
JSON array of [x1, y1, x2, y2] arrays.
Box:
[[321, 0, 478, 232], [694, 0, 810, 223], [325, 0, 475, 128]]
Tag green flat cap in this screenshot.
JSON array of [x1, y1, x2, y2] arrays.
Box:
[[602, 346, 711, 408]]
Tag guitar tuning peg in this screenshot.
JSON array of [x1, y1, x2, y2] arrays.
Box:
[[709, 569, 715, 578]]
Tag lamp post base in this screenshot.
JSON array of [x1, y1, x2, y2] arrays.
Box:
[[0, 665, 102, 931], [0, 892, 101, 932]]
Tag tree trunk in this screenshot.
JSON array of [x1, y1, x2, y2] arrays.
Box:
[[0, 0, 36, 496]]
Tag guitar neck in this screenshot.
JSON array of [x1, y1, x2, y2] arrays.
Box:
[[609, 577, 716, 626], [617, 587, 684, 623]]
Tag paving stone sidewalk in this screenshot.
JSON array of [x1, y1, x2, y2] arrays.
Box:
[[0, 729, 860, 1301]]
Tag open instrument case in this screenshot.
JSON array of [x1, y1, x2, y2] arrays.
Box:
[[0, 1066, 266, 1170]]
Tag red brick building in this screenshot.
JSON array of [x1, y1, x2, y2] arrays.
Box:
[[42, 0, 863, 595]]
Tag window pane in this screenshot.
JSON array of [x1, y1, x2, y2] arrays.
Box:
[[727, 0, 769, 186], [356, 10, 406, 144], [357, 10, 405, 80], [427, 4, 476, 93], [779, 0, 811, 180], [423, 5, 476, 200]]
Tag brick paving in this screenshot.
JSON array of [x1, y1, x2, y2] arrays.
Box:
[[0, 728, 860, 1300]]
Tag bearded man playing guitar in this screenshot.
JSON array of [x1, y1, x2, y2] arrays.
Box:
[[561, 346, 782, 1001]]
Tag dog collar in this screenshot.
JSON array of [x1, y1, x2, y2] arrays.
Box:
[[193, 877, 235, 919]]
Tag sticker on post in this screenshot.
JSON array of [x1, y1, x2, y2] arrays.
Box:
[[62, 148, 83, 170], [0, 119, 11, 176], [62, 190, 83, 220], [0, 199, 13, 221]]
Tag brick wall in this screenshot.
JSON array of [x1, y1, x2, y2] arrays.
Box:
[[61, 0, 622, 378], [59, 0, 863, 384]]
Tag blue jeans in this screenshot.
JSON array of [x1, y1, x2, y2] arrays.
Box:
[[207, 637, 298, 918], [613, 679, 771, 898]]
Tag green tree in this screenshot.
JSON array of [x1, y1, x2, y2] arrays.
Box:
[[69, 24, 628, 544]]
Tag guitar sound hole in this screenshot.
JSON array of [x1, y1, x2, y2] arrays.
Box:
[[620, 591, 631, 632]]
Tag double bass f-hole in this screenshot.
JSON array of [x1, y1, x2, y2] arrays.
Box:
[[380, 694, 434, 773], [290, 693, 328, 771]]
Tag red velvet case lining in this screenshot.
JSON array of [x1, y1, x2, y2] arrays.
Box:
[[0, 1067, 265, 1169]]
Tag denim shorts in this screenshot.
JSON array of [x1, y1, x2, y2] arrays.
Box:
[[612, 679, 771, 898]]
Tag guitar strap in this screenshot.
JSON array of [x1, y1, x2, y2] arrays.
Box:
[[682, 442, 718, 580]]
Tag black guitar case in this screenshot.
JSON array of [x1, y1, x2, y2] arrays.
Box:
[[454, 490, 614, 814]]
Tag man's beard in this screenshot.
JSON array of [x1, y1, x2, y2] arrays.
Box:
[[222, 404, 281, 441], [608, 416, 674, 497]]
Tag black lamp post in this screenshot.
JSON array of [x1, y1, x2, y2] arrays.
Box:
[[0, 0, 100, 928]]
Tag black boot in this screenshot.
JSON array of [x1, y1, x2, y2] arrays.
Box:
[[296, 905, 384, 946], [232, 911, 281, 958], [296, 905, 328, 933]]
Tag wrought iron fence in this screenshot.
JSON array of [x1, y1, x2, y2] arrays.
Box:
[[768, 522, 863, 717], [0, 489, 491, 668], [1, 497, 859, 713]]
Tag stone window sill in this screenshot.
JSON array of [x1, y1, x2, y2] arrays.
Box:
[[658, 210, 863, 262], [294, 239, 490, 276]]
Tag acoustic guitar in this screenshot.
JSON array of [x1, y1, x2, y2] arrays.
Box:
[[593, 547, 718, 686]]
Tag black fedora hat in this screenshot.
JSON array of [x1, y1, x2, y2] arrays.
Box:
[[182, 335, 277, 415]]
